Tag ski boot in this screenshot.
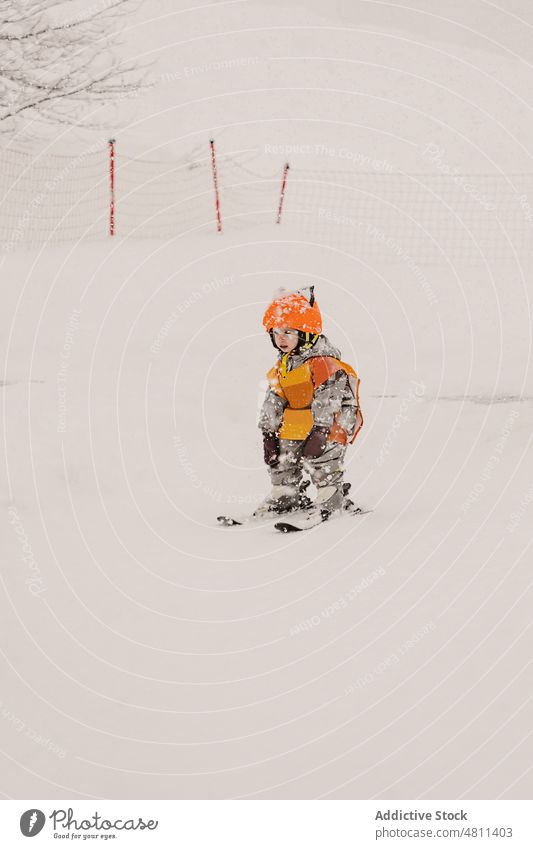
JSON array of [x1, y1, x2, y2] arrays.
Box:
[[273, 482, 370, 533], [342, 482, 359, 514], [252, 480, 312, 519], [302, 482, 344, 522], [307, 481, 358, 521]]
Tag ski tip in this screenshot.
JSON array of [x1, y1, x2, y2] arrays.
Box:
[[274, 522, 302, 533], [346, 506, 373, 516], [217, 516, 242, 526]]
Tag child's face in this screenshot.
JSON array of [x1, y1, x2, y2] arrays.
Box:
[[273, 328, 299, 353]]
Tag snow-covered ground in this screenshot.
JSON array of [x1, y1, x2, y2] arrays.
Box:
[[1, 0, 533, 802], [2, 228, 533, 799]]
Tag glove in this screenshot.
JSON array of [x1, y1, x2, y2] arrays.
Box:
[[302, 425, 329, 459], [263, 432, 280, 467]]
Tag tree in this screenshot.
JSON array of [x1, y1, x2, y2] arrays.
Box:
[[0, 0, 143, 129]]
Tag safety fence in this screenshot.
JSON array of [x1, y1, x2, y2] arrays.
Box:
[[1, 139, 533, 264]]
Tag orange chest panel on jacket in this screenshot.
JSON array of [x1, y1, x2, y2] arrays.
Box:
[[266, 355, 362, 442], [278, 361, 314, 409], [276, 361, 314, 439]]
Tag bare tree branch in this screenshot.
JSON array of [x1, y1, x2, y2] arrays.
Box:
[[0, 0, 144, 129]]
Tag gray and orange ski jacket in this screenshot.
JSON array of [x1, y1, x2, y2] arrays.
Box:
[[258, 335, 363, 444]]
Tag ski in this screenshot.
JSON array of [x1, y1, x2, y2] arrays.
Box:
[[275, 510, 329, 533], [217, 505, 312, 528], [217, 513, 273, 527], [218, 504, 372, 530], [217, 482, 313, 527], [275, 506, 372, 533]]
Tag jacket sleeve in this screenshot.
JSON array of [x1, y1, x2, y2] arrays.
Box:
[[311, 370, 348, 427], [258, 389, 287, 434], [312, 370, 359, 434]]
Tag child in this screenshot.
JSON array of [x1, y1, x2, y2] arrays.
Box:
[[256, 287, 363, 519]]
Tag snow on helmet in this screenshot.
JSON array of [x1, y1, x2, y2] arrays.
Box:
[[262, 286, 322, 334]]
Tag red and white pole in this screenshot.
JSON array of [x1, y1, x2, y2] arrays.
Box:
[[108, 138, 116, 236], [276, 162, 290, 224], [210, 139, 222, 233]]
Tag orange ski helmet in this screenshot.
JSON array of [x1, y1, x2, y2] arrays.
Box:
[[262, 287, 322, 335]]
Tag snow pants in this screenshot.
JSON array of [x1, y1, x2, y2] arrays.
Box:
[[269, 438, 347, 508]]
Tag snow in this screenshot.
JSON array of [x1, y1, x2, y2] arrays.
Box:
[[2, 226, 533, 799], [1, 0, 533, 802]]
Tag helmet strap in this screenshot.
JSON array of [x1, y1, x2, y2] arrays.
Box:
[[297, 331, 319, 351]]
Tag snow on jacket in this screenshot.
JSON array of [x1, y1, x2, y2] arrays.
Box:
[[258, 335, 362, 441]]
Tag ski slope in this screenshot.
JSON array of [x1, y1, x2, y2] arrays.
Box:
[[1, 0, 533, 803], [2, 224, 533, 799]]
